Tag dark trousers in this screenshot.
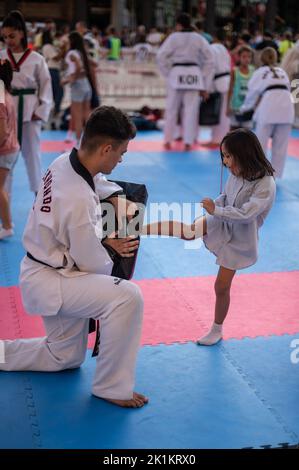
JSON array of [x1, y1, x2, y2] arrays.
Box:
[[50, 68, 63, 115]]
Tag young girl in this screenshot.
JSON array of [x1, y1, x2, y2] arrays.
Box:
[[227, 45, 255, 130], [0, 10, 52, 195], [61, 31, 94, 144], [143, 129, 276, 345], [0, 59, 19, 239], [240, 47, 294, 178]]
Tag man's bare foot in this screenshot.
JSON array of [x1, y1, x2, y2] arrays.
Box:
[[184, 143, 192, 151], [102, 392, 149, 408]]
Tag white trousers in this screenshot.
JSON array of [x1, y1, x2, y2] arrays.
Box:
[[5, 121, 42, 195], [0, 273, 143, 400], [255, 122, 292, 178], [164, 86, 200, 145], [211, 92, 230, 143]]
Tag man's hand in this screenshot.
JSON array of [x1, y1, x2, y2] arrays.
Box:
[[103, 235, 139, 258], [199, 90, 209, 101], [201, 198, 215, 215]]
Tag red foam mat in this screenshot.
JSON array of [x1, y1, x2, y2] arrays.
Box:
[[0, 271, 299, 346], [40, 138, 299, 159]]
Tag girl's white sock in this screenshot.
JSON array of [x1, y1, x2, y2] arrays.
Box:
[[197, 322, 223, 346]]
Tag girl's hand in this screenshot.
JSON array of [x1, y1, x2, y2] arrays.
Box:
[[103, 235, 139, 258], [201, 198, 215, 215]]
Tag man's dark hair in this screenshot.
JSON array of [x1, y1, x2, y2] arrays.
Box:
[[176, 13, 191, 30], [81, 106, 136, 152]]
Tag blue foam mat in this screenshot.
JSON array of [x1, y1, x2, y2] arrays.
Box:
[[1, 144, 299, 286], [0, 336, 298, 449]]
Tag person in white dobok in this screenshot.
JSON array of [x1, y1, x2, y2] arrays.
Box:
[[0, 10, 53, 195], [240, 47, 294, 178], [203, 29, 231, 147], [0, 106, 148, 409], [157, 13, 214, 151]]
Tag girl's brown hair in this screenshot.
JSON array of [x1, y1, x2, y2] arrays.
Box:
[[0, 59, 13, 93], [260, 47, 280, 78], [220, 128, 275, 180]]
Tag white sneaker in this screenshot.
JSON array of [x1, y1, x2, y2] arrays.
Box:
[[197, 323, 223, 346], [0, 227, 14, 240]]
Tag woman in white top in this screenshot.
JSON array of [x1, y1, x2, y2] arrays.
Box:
[[62, 31, 93, 144], [0, 10, 52, 195], [240, 47, 294, 178]]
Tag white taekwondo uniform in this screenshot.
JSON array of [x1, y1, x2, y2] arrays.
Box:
[[240, 65, 294, 177], [0, 48, 53, 193], [203, 173, 276, 270], [0, 148, 144, 401], [157, 30, 214, 145], [210, 43, 231, 143]]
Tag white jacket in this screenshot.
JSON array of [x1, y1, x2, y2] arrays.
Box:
[[0, 49, 53, 122], [241, 65, 294, 124], [20, 149, 123, 316], [203, 173, 276, 269]]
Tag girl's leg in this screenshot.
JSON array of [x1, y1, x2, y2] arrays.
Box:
[[82, 99, 91, 125], [0, 168, 13, 235], [197, 266, 236, 346], [71, 101, 84, 142], [142, 216, 207, 240]]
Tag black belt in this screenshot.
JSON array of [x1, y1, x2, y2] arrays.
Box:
[[27, 252, 64, 269], [172, 62, 198, 67], [263, 84, 288, 93], [214, 71, 230, 80]]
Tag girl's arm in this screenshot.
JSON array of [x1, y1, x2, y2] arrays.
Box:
[[0, 117, 7, 146], [204, 178, 276, 224], [226, 69, 235, 115]]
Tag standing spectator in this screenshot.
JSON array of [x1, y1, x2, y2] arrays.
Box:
[[133, 35, 153, 62], [42, 30, 63, 128], [281, 42, 299, 127], [106, 27, 121, 61], [279, 31, 294, 60], [0, 59, 19, 240], [203, 29, 232, 147], [157, 12, 214, 151], [61, 31, 93, 145], [227, 45, 255, 130], [1, 10, 52, 195], [241, 47, 294, 178]]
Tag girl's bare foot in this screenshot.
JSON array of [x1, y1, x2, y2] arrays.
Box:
[[102, 392, 149, 408]]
